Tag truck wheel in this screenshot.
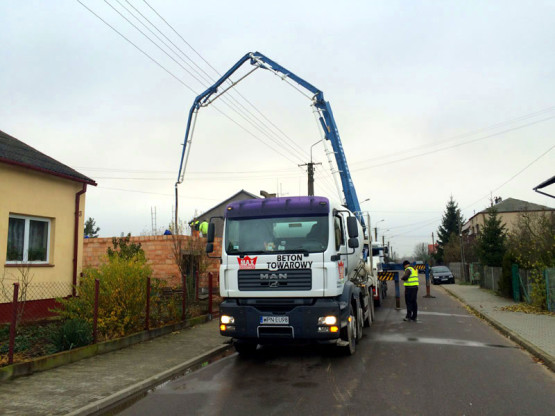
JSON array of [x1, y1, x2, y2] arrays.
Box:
[[235, 341, 257, 356], [340, 305, 356, 355], [356, 302, 363, 341]]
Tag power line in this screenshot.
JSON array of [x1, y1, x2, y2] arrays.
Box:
[[350, 105, 555, 168], [352, 115, 555, 172], [76, 0, 303, 166], [102, 0, 305, 164], [389, 143, 555, 238], [140, 0, 310, 159]]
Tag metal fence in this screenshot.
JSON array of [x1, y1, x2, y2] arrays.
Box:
[[0, 281, 73, 324], [0, 273, 221, 367], [447, 262, 554, 312]]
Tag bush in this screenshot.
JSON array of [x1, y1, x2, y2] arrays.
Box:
[[51, 319, 92, 352], [55, 254, 153, 339]]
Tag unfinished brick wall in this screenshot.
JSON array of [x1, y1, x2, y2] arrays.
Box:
[[83, 235, 222, 288]]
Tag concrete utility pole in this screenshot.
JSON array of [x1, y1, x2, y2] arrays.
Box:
[[299, 161, 322, 196]]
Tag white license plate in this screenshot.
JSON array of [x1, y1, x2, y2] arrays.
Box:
[[260, 316, 289, 325]]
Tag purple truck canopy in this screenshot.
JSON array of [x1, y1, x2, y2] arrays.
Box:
[[225, 196, 330, 219]]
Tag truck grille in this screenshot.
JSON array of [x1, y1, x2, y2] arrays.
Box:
[[238, 269, 312, 291]]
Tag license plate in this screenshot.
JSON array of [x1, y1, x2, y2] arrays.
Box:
[[260, 316, 289, 325]]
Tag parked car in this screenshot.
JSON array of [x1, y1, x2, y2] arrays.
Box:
[[430, 266, 455, 284]]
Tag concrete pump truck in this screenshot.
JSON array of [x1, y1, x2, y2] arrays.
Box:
[[175, 52, 382, 355]]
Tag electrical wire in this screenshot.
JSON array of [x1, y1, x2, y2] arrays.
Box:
[[119, 0, 310, 160], [77, 0, 302, 166], [349, 105, 555, 168], [351, 115, 555, 172]]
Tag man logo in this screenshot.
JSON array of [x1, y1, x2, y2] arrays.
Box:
[[269, 281, 279, 288], [260, 273, 287, 280]]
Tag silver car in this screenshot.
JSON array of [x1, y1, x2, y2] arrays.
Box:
[[431, 266, 455, 284]]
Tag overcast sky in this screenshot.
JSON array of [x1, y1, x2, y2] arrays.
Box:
[[2, 0, 554, 257]]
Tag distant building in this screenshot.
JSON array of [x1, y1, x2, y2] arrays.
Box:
[[193, 189, 259, 238], [462, 197, 554, 238]]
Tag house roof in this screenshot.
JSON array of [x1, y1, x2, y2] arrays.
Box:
[[488, 197, 552, 213], [195, 189, 259, 220], [0, 130, 96, 185], [466, 197, 553, 225]]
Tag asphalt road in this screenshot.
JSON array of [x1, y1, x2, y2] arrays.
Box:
[[118, 280, 555, 416]]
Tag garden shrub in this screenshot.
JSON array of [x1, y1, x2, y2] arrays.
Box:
[[55, 254, 153, 339], [51, 319, 92, 352]]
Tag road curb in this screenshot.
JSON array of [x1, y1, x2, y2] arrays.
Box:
[[66, 343, 235, 416], [443, 286, 555, 373]]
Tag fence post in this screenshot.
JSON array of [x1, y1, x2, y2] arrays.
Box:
[[208, 272, 213, 317], [93, 279, 99, 344], [8, 283, 20, 365], [423, 264, 435, 298], [181, 274, 187, 321], [195, 269, 199, 301], [145, 277, 151, 331], [394, 272, 401, 310], [511, 264, 520, 302]]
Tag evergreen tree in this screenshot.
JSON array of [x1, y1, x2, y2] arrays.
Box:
[[84, 217, 100, 238], [476, 206, 506, 266], [435, 196, 464, 263]]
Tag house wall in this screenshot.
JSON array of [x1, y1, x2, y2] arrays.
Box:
[[465, 210, 551, 237], [83, 235, 222, 288], [0, 163, 86, 301]]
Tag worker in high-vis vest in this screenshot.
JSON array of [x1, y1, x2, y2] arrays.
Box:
[[199, 220, 208, 237], [401, 260, 419, 322]]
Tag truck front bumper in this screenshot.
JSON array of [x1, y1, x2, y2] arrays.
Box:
[[219, 298, 346, 343]]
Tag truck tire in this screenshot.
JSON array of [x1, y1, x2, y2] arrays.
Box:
[[356, 302, 363, 342], [339, 304, 356, 355], [235, 340, 257, 356], [364, 296, 374, 327]]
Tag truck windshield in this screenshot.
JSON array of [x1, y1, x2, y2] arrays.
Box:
[[225, 215, 328, 254]]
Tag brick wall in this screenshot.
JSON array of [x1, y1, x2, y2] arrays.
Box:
[[83, 235, 222, 288]]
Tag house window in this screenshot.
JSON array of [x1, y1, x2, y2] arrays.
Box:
[[7, 215, 50, 263]]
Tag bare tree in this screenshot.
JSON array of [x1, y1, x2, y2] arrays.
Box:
[[1, 265, 34, 325], [413, 243, 431, 263]]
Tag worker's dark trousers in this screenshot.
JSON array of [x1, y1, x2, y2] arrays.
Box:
[[404, 286, 418, 320]]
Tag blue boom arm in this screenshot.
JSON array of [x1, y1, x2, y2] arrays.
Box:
[[176, 51, 363, 224]]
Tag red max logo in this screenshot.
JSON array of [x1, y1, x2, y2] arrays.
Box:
[[338, 261, 345, 280], [237, 256, 257, 269]]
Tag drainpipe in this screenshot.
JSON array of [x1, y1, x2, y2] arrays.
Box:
[[73, 183, 87, 296]]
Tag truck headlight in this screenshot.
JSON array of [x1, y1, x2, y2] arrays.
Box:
[[221, 315, 235, 324], [318, 316, 337, 325]]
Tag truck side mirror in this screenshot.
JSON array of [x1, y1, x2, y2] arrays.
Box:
[[346, 217, 359, 238], [206, 243, 214, 254], [348, 237, 359, 249], [207, 223, 215, 243]]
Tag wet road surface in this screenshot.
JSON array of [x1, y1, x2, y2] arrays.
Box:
[[118, 280, 555, 415]]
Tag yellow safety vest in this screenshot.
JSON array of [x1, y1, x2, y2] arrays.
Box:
[[404, 266, 419, 287], [199, 221, 208, 235]]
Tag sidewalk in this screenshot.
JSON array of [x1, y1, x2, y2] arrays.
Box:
[[0, 319, 232, 416], [441, 283, 555, 372]]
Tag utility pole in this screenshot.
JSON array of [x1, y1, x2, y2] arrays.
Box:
[[458, 219, 466, 282], [374, 227, 378, 241], [299, 161, 322, 196]]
